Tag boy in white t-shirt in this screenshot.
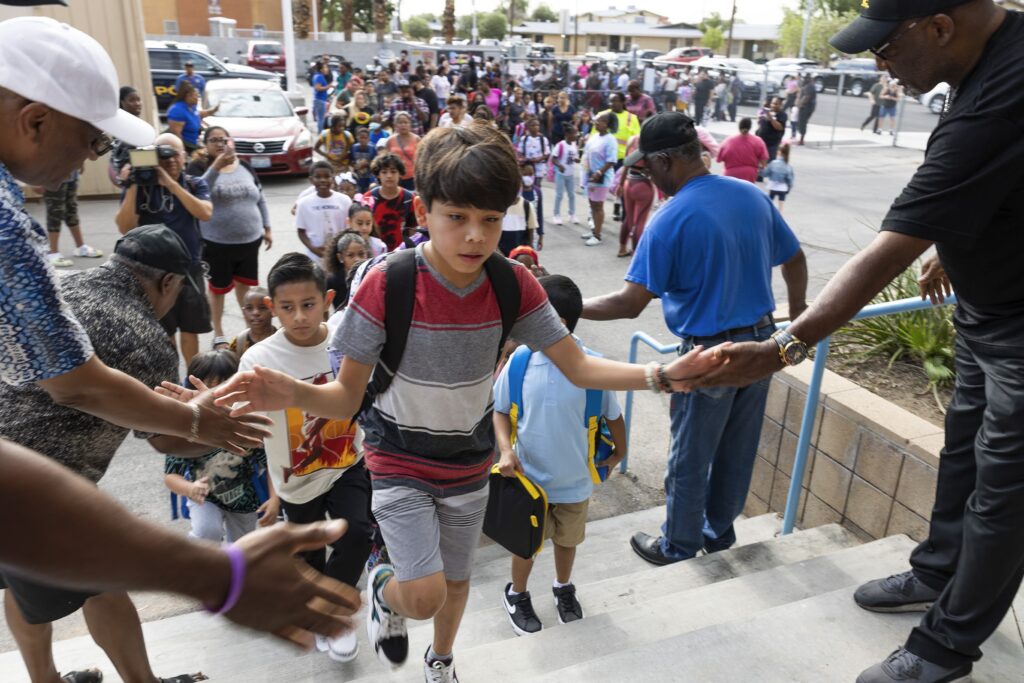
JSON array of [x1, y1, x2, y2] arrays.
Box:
[[499, 193, 537, 257], [238, 252, 371, 664], [295, 160, 352, 261]]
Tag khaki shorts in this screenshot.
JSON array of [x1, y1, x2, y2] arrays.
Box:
[[544, 499, 589, 548]]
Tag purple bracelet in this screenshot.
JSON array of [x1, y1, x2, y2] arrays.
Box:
[[205, 544, 246, 615]]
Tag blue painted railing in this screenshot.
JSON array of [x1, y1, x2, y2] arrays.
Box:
[[622, 294, 957, 536]]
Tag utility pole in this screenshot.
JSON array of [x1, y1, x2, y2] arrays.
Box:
[[281, 0, 296, 93], [726, 0, 737, 58], [798, 0, 813, 58]]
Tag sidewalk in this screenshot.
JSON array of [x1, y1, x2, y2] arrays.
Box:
[[702, 117, 930, 152]]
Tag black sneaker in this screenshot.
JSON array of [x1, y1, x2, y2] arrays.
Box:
[[857, 647, 972, 683], [553, 584, 583, 624], [501, 583, 542, 636], [854, 570, 941, 613]]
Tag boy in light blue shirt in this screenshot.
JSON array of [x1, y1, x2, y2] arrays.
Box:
[[493, 274, 626, 636]]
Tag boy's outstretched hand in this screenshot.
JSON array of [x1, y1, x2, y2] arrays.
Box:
[[214, 366, 300, 416], [661, 344, 730, 392]]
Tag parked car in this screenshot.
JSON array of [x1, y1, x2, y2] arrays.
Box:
[[810, 58, 881, 97], [919, 82, 950, 114], [688, 56, 779, 103], [203, 79, 313, 176], [147, 40, 279, 116], [654, 46, 714, 65], [764, 57, 818, 81], [247, 40, 286, 73]]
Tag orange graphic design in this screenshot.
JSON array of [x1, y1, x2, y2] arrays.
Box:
[[282, 373, 358, 483]]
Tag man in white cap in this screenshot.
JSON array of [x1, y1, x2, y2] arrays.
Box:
[[0, 14, 362, 675]]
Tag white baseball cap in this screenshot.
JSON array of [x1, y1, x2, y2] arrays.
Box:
[[0, 16, 154, 147]]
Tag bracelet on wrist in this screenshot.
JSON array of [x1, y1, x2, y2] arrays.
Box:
[[644, 362, 660, 394], [187, 402, 201, 443], [204, 544, 246, 615], [656, 364, 673, 393]]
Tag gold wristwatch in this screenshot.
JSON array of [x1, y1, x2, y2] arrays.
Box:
[[770, 329, 809, 366]]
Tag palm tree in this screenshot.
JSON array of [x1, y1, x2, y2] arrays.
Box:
[[442, 0, 455, 44], [342, 0, 354, 40], [294, 0, 312, 39], [373, 0, 387, 41]]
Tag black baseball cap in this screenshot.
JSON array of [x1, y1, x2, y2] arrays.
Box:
[[622, 112, 699, 167], [115, 224, 202, 294], [829, 0, 971, 55]]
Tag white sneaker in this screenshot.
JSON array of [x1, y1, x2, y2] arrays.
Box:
[[585, 235, 602, 246], [317, 629, 359, 663], [552, 215, 563, 225], [579, 231, 594, 240], [47, 252, 73, 268], [366, 564, 408, 668], [424, 652, 459, 683], [74, 244, 104, 258], [570, 214, 579, 224], [587, 216, 595, 228]]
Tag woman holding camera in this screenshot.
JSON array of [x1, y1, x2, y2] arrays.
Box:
[[166, 81, 218, 154], [190, 126, 273, 343]]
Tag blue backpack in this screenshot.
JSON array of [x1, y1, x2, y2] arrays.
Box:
[[505, 345, 615, 484]]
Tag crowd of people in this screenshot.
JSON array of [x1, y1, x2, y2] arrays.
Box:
[[0, 2, 1021, 683]]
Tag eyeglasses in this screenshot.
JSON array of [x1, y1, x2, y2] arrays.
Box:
[[90, 131, 115, 157], [869, 19, 924, 61], [206, 137, 229, 144]]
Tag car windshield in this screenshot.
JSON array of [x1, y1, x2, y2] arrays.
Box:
[[253, 44, 281, 56], [208, 90, 292, 118]]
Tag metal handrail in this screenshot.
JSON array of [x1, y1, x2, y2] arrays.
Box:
[[622, 293, 957, 536]]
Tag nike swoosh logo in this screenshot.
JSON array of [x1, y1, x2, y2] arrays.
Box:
[[505, 599, 517, 614]]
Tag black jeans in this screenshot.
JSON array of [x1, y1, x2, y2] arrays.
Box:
[[862, 104, 880, 132], [281, 460, 373, 586], [905, 335, 1024, 667]]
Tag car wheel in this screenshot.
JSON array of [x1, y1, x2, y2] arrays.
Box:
[[929, 94, 945, 114], [813, 77, 824, 93], [849, 80, 865, 97]]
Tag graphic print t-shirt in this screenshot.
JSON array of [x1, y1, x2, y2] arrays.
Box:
[[369, 187, 417, 251], [239, 328, 361, 504], [294, 190, 351, 261]]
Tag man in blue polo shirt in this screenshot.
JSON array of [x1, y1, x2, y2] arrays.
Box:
[[174, 60, 206, 96], [581, 111, 808, 565]]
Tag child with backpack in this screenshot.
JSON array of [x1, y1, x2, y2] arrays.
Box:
[[162, 349, 278, 543], [517, 117, 551, 238], [763, 143, 795, 215], [213, 125, 722, 682], [493, 274, 626, 635]]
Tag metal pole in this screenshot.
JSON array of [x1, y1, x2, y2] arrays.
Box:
[[798, 0, 813, 59], [893, 90, 907, 147], [781, 337, 831, 535], [281, 0, 297, 94], [623, 334, 639, 471], [312, 0, 319, 40], [829, 72, 844, 149], [472, 0, 478, 45], [726, 0, 737, 57]]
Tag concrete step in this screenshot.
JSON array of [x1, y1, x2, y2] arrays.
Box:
[[0, 510, 782, 682], [444, 534, 916, 683], [536, 586, 1024, 683]]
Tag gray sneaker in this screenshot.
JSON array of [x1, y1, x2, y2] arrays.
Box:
[[857, 648, 971, 683], [854, 570, 941, 613]]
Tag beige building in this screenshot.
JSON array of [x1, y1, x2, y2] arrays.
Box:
[[142, 0, 283, 36], [514, 18, 702, 55], [0, 0, 156, 198]]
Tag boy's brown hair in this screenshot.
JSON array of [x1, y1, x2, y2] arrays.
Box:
[[414, 125, 520, 213]]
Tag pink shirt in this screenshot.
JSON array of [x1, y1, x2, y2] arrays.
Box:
[[716, 133, 768, 183]]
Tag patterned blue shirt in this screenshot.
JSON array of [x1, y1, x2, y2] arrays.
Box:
[[0, 162, 93, 385]]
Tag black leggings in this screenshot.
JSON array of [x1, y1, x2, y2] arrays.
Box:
[[861, 104, 880, 132]]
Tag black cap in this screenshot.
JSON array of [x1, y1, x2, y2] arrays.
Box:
[[184, 60, 194, 66], [623, 112, 698, 167], [829, 0, 971, 54], [115, 224, 202, 294], [0, 0, 67, 4]]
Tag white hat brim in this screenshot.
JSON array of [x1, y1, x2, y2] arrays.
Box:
[[92, 109, 156, 147]]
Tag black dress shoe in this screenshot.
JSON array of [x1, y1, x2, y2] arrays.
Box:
[[629, 532, 681, 566]]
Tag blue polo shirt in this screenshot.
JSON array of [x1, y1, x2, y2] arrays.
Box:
[[626, 174, 800, 338], [174, 72, 206, 95], [312, 73, 329, 102], [133, 175, 209, 264], [493, 337, 621, 504], [166, 101, 201, 146]]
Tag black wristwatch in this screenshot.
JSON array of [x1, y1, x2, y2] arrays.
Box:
[[771, 329, 809, 366]]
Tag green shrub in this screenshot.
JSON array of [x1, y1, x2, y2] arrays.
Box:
[[833, 266, 955, 405]]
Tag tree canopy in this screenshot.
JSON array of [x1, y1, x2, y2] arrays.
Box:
[[405, 16, 432, 40], [778, 7, 863, 62], [457, 11, 508, 40], [530, 3, 558, 22]]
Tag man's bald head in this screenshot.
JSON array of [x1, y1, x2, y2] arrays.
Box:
[[155, 132, 183, 151], [154, 132, 185, 177]]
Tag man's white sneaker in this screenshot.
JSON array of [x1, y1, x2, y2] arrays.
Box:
[[585, 235, 602, 246], [366, 564, 408, 667], [579, 231, 594, 240], [316, 629, 359, 663], [47, 252, 73, 268], [552, 215, 563, 225]]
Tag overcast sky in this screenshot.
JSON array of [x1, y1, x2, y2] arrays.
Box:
[[399, 0, 800, 25]]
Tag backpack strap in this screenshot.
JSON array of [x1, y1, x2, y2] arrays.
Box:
[[358, 248, 418, 417], [483, 252, 521, 364], [506, 345, 532, 447]]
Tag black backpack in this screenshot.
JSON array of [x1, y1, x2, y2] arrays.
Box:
[[357, 248, 521, 418]]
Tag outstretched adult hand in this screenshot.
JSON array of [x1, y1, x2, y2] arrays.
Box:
[[661, 345, 729, 392], [918, 253, 952, 305], [192, 388, 273, 454], [213, 366, 299, 416], [223, 520, 362, 649], [692, 340, 784, 389]]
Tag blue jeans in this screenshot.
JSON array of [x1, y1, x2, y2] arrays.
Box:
[[313, 99, 327, 132], [661, 323, 774, 559], [553, 169, 576, 217]]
